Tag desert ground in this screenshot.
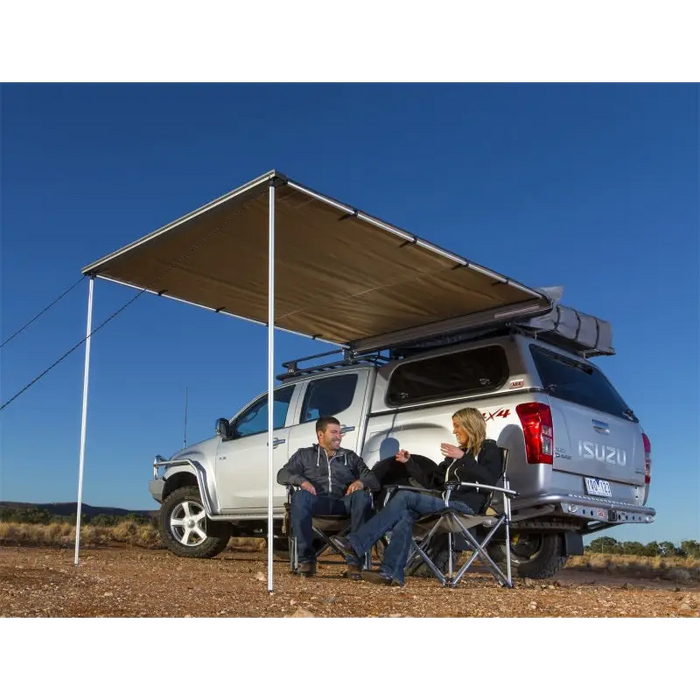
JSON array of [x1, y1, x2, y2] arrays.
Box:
[[1, 544, 698, 618]]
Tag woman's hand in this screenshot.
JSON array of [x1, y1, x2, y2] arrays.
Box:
[[440, 443, 465, 460], [395, 449, 410, 464]]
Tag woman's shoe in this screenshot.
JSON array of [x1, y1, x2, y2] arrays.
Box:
[[361, 570, 401, 586], [330, 536, 358, 560]]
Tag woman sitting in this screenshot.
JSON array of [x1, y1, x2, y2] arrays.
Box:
[[332, 407, 502, 586]]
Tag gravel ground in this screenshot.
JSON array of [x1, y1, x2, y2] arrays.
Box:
[[1, 545, 698, 618]]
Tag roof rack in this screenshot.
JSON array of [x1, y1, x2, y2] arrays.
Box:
[[277, 300, 614, 380], [276, 348, 390, 381], [386, 324, 512, 359]]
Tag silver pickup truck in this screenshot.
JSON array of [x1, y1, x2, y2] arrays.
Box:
[[149, 301, 655, 579]]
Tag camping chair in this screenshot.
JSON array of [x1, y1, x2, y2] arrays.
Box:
[[284, 485, 372, 573], [386, 448, 517, 588]]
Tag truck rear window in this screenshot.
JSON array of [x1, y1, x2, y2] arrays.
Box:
[[530, 345, 637, 421], [387, 345, 508, 406]]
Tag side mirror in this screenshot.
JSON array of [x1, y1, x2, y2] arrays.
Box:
[[215, 418, 231, 440]]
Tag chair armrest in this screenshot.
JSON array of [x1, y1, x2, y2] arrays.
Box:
[[457, 481, 518, 496], [385, 485, 440, 495], [287, 484, 374, 503]]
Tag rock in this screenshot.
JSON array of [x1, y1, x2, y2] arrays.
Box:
[[528, 601, 538, 610], [285, 608, 316, 620], [254, 572, 266, 582]]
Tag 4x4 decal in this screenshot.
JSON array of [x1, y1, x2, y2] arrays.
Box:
[[483, 408, 511, 421]]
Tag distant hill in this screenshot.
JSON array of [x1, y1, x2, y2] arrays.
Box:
[[0, 501, 157, 519]]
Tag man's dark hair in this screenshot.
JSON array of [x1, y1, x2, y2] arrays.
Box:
[[316, 415, 340, 435]]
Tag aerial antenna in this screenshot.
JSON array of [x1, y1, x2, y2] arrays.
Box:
[[183, 387, 188, 448]]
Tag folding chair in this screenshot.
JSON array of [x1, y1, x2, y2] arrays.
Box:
[[284, 485, 372, 573], [392, 448, 517, 588]]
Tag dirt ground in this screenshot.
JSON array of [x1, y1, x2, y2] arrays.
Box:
[[1, 545, 698, 618]]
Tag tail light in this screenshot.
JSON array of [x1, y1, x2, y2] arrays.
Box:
[[516, 402, 554, 465], [642, 433, 651, 484]]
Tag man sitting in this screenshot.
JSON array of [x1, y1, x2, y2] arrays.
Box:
[[277, 415, 380, 578]]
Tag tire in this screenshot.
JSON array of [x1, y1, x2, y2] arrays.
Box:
[[159, 486, 233, 558], [494, 533, 568, 579]]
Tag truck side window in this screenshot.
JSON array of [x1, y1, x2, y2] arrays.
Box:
[[300, 374, 359, 423], [387, 345, 508, 405], [233, 385, 295, 438]]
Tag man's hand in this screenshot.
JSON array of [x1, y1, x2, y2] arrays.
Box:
[[440, 443, 465, 460], [395, 449, 410, 464], [300, 480, 316, 495], [345, 480, 364, 495]]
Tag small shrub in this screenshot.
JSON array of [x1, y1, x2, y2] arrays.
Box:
[[44, 522, 64, 545], [663, 568, 692, 583], [626, 560, 653, 576], [229, 537, 265, 552], [113, 521, 138, 543], [137, 527, 159, 547], [0, 523, 19, 540]]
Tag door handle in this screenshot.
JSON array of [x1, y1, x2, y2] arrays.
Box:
[[592, 420, 610, 434], [340, 425, 355, 435], [272, 438, 286, 447]]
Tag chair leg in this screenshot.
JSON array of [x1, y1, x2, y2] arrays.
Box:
[[315, 524, 371, 570], [410, 539, 448, 585], [312, 527, 333, 559], [451, 517, 512, 587], [289, 535, 298, 572], [504, 519, 513, 588], [447, 529, 454, 581], [410, 517, 453, 586]]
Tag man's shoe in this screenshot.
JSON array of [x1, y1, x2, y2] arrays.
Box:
[[361, 570, 401, 586], [297, 561, 317, 577], [330, 536, 358, 561], [344, 563, 363, 581]]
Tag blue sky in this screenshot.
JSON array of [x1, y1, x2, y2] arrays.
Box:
[[1, 83, 697, 545]]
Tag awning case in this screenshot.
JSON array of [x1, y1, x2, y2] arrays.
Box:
[[82, 170, 551, 352]]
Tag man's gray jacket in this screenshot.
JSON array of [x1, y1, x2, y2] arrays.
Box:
[[277, 444, 380, 499]]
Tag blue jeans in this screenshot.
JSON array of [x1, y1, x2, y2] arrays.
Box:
[[346, 490, 474, 585], [291, 489, 373, 564]]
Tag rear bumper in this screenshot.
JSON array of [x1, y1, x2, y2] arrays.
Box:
[[512, 493, 655, 526]]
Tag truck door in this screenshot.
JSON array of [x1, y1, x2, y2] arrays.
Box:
[[215, 384, 297, 512]]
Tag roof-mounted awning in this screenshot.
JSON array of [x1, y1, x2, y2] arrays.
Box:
[[83, 170, 551, 352]]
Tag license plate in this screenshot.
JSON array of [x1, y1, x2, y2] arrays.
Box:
[[585, 477, 612, 497]]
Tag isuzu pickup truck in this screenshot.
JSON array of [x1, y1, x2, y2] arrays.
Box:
[[149, 300, 655, 578]]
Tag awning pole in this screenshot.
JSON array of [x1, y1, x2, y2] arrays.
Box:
[[74, 276, 95, 566], [267, 179, 276, 593]]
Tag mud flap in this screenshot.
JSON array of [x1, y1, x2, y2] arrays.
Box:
[[563, 531, 583, 556]]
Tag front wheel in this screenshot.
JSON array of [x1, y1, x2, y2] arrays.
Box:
[[159, 486, 233, 558]]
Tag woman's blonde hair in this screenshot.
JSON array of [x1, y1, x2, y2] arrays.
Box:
[[452, 407, 487, 455]]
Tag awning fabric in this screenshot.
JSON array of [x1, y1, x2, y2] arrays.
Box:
[[82, 170, 550, 352]]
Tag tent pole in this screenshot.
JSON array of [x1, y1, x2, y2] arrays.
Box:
[[74, 275, 95, 566], [267, 179, 276, 593]]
